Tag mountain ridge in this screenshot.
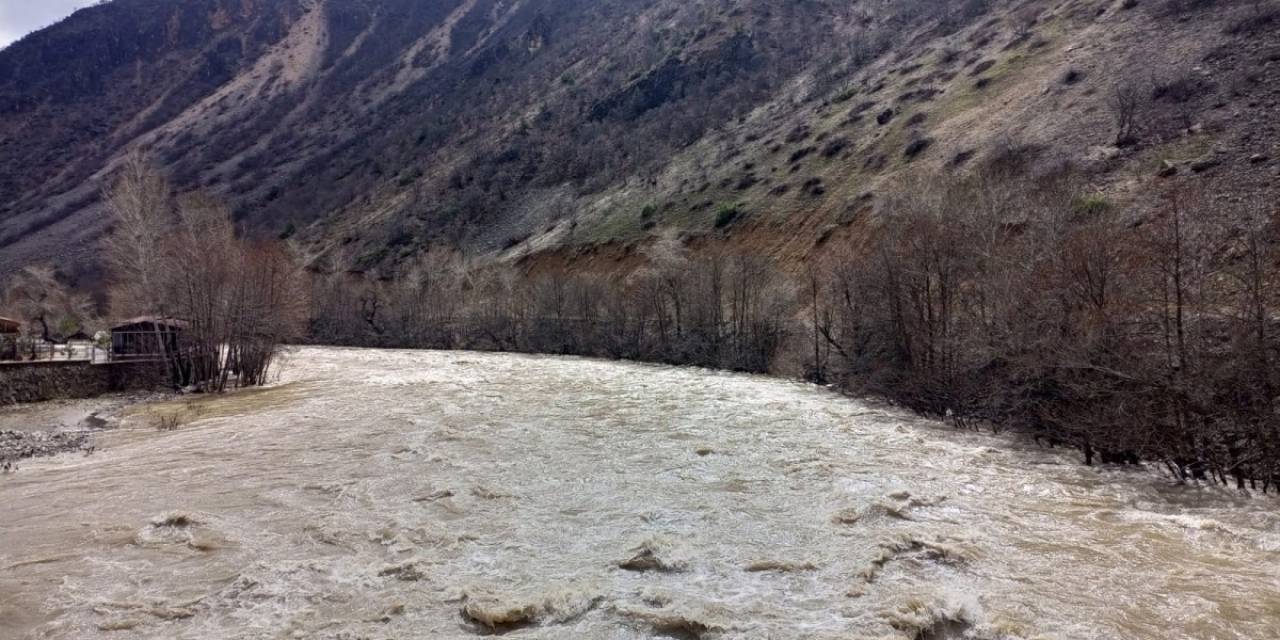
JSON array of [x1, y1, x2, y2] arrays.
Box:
[[0, 0, 1277, 281]]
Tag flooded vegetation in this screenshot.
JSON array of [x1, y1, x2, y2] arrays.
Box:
[[2, 347, 1278, 639]]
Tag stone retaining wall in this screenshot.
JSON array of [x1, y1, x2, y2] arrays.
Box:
[[0, 361, 167, 406]]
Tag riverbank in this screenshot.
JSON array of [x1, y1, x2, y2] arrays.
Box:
[[0, 392, 168, 470]]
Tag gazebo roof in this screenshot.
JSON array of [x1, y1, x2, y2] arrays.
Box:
[[111, 316, 191, 331]]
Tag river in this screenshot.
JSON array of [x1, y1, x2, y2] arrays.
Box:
[[1, 347, 1277, 639]]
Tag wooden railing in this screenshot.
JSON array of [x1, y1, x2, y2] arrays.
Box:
[[0, 341, 113, 364]]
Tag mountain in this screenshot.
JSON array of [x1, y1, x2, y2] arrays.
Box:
[[0, 0, 1277, 280]]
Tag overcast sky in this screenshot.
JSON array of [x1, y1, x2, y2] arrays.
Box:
[[0, 0, 96, 50]]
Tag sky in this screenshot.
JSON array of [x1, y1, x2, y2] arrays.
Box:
[[0, 0, 96, 50]]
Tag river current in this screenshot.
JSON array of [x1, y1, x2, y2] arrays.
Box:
[[2, 347, 1277, 639]]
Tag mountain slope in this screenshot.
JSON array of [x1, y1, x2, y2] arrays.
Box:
[[0, 0, 1277, 279]]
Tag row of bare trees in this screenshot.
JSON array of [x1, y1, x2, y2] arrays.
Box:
[[104, 156, 307, 390], [814, 168, 1280, 492], [308, 234, 795, 375]]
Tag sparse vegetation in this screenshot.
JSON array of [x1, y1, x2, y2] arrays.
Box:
[[156, 413, 181, 432]]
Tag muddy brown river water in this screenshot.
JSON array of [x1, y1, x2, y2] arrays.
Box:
[[1, 347, 1278, 639]]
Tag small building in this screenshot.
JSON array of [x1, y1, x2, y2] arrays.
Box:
[[65, 330, 92, 342], [0, 316, 20, 361], [110, 316, 190, 360]]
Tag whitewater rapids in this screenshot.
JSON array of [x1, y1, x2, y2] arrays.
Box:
[[1, 347, 1277, 639]]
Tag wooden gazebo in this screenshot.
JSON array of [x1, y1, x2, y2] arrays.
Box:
[[110, 316, 190, 360]]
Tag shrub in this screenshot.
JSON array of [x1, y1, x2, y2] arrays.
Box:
[[789, 146, 816, 163], [904, 137, 934, 160], [1152, 73, 1212, 103], [950, 149, 976, 167], [970, 59, 997, 76], [822, 137, 851, 158], [714, 204, 741, 228], [1072, 194, 1111, 216], [785, 125, 811, 143]]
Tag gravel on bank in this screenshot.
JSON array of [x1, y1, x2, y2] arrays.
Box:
[[0, 429, 95, 470]]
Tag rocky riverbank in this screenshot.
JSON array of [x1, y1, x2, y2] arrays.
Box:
[[0, 393, 164, 471], [0, 429, 95, 471]]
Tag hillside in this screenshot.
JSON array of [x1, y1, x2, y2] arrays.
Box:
[[0, 0, 1277, 279]]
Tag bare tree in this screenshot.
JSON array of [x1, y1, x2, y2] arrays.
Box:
[[1108, 82, 1146, 146], [102, 153, 173, 317], [226, 240, 308, 386]]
